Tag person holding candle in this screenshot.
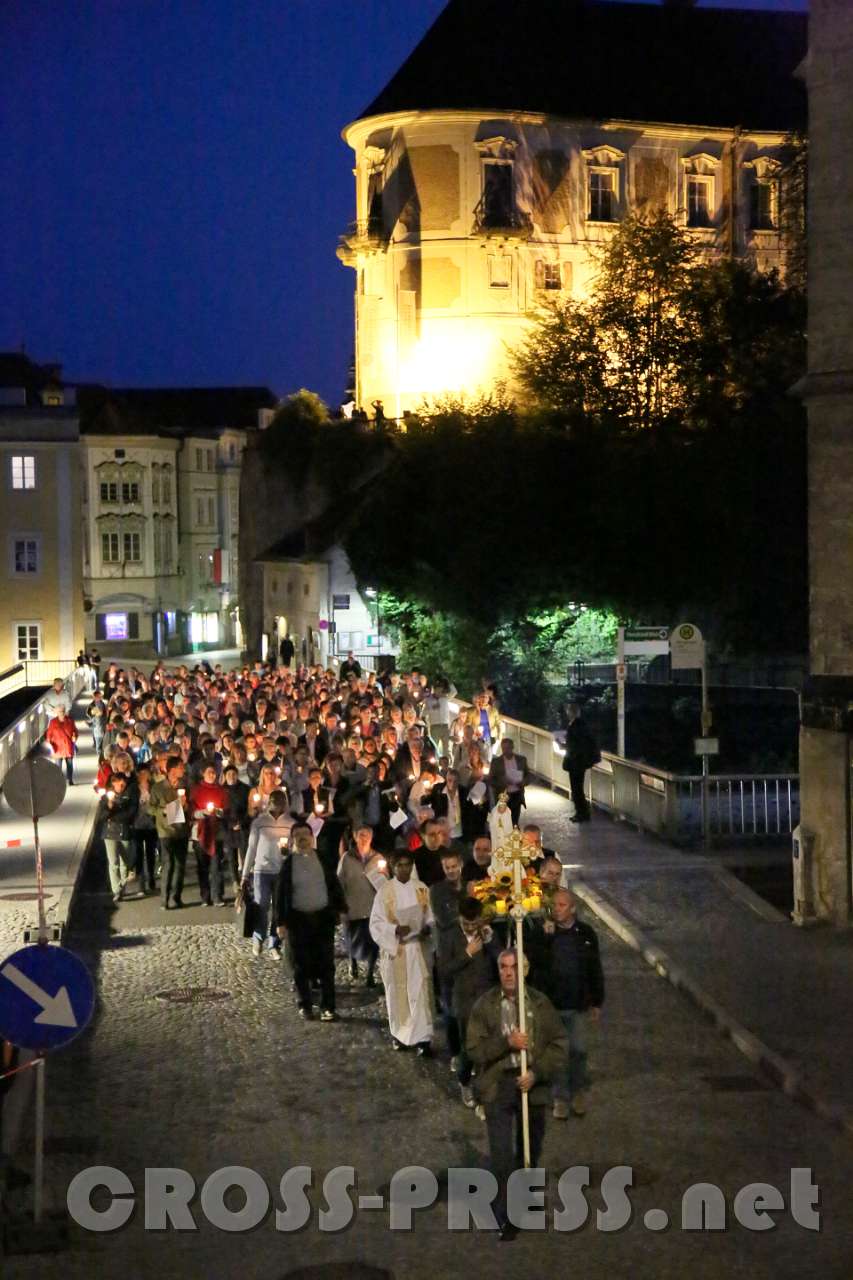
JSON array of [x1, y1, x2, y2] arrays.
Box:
[[98, 772, 138, 903], [337, 826, 387, 986], [370, 850, 436, 1054], [189, 764, 229, 907], [242, 790, 294, 957], [149, 756, 190, 910]]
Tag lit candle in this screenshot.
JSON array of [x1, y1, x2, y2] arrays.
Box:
[[107, 790, 115, 800], [97, 787, 106, 797], [377, 858, 387, 871], [206, 801, 214, 813], [494, 899, 508, 916], [315, 804, 325, 814], [178, 788, 186, 797], [279, 837, 287, 849], [253, 792, 260, 803], [274, 766, 282, 775]]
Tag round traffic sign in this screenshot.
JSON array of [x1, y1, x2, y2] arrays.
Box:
[[0, 945, 96, 1052], [2, 757, 67, 819]]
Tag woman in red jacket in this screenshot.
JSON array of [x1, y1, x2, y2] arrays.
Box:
[[190, 765, 229, 906], [45, 708, 78, 785]]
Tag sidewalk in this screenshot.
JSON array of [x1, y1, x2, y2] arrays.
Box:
[[0, 696, 100, 965], [525, 784, 853, 1138]]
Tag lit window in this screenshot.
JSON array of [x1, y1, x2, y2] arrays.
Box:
[[123, 532, 141, 562], [104, 613, 129, 641], [11, 456, 36, 490], [13, 538, 38, 575], [102, 532, 120, 563], [100, 481, 118, 503], [687, 175, 713, 227], [481, 161, 514, 227], [16, 622, 40, 660], [589, 170, 616, 222], [539, 262, 562, 290], [750, 180, 777, 231]]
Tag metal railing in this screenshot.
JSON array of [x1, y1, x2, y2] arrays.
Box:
[[0, 663, 27, 701], [0, 667, 87, 792], [449, 701, 798, 846], [472, 195, 532, 237]]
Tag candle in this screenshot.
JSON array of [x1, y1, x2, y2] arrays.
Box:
[[315, 804, 325, 814], [279, 837, 288, 849], [97, 787, 106, 797], [107, 790, 115, 800], [377, 858, 387, 871], [253, 792, 260, 803], [274, 766, 282, 775], [206, 801, 214, 813], [494, 899, 508, 916]]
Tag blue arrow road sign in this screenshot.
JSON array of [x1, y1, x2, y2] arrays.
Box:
[[0, 945, 95, 1052]]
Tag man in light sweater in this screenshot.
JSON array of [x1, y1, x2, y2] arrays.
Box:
[[242, 790, 294, 957]]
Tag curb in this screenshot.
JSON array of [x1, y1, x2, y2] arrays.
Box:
[[571, 877, 853, 1145]]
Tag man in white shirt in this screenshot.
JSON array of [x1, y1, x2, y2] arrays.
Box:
[[370, 851, 435, 1055], [44, 677, 71, 720]]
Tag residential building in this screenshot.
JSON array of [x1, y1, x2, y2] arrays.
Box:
[[337, 0, 807, 415], [257, 529, 381, 669], [78, 386, 276, 657], [0, 354, 85, 668]]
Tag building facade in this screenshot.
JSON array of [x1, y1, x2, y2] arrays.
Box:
[[0, 355, 85, 668], [798, 0, 853, 925], [338, 0, 807, 416], [258, 539, 380, 669], [79, 387, 276, 657]]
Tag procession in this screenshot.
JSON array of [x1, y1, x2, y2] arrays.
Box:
[[67, 652, 604, 1242]]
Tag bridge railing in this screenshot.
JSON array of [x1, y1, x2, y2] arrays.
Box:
[[450, 701, 798, 846], [0, 667, 88, 792]]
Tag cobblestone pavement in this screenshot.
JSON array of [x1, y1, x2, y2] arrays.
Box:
[[4, 880, 853, 1278]]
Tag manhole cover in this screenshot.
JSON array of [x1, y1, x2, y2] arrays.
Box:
[[154, 987, 232, 1004], [282, 1267, 394, 1280], [703, 1074, 769, 1093], [0, 892, 54, 902]]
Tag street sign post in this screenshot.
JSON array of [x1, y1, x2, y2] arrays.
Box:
[[3, 757, 66, 946], [0, 943, 95, 1227], [670, 624, 713, 850], [616, 626, 670, 756]]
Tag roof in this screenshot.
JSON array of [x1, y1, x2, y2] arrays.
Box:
[[0, 352, 64, 400], [77, 385, 278, 437], [356, 0, 807, 134]]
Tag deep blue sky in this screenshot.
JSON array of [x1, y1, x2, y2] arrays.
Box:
[[1, 0, 808, 406]]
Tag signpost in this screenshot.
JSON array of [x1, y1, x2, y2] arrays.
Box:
[[616, 626, 670, 757], [670, 623, 712, 850], [0, 756, 94, 1230]]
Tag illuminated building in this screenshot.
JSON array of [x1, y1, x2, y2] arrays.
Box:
[[338, 0, 806, 415]]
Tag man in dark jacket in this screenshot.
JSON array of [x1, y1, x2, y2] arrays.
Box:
[[561, 702, 600, 823], [275, 825, 347, 1021], [541, 889, 604, 1119], [467, 948, 568, 1238], [437, 898, 499, 1106]]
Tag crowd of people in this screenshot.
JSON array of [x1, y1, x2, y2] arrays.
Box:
[[51, 651, 603, 1238]]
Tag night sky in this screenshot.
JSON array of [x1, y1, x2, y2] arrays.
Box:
[[1, 0, 808, 407]]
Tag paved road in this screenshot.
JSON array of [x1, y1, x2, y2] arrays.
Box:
[[4, 824, 853, 1277]]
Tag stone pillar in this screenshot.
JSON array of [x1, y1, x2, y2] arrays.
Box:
[[799, 0, 853, 924]]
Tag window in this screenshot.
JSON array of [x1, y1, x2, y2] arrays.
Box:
[[153, 522, 162, 565], [10, 455, 36, 490], [162, 471, 172, 503], [123, 532, 141, 562], [687, 175, 713, 227], [13, 538, 38, 575], [207, 495, 215, 525], [196, 497, 205, 526], [540, 262, 562, 290], [162, 529, 174, 572], [229, 444, 236, 462], [195, 448, 203, 470], [152, 470, 160, 503], [104, 612, 129, 641], [589, 170, 616, 222], [100, 481, 118, 503], [482, 161, 514, 227], [488, 254, 511, 289], [121, 481, 140, 504], [207, 449, 214, 471], [102, 532, 120, 563], [15, 623, 40, 660], [750, 181, 777, 231]]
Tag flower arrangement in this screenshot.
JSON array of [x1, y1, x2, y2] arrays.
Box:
[[470, 868, 556, 920]]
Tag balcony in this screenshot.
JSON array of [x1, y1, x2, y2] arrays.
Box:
[[472, 196, 532, 241], [336, 217, 389, 266]]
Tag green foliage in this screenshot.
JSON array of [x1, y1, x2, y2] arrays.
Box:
[[511, 210, 805, 434]]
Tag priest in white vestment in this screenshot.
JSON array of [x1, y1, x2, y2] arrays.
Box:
[[369, 850, 435, 1054]]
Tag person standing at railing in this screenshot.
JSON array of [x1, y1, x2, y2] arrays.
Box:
[[45, 706, 78, 785], [561, 702, 600, 824]]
